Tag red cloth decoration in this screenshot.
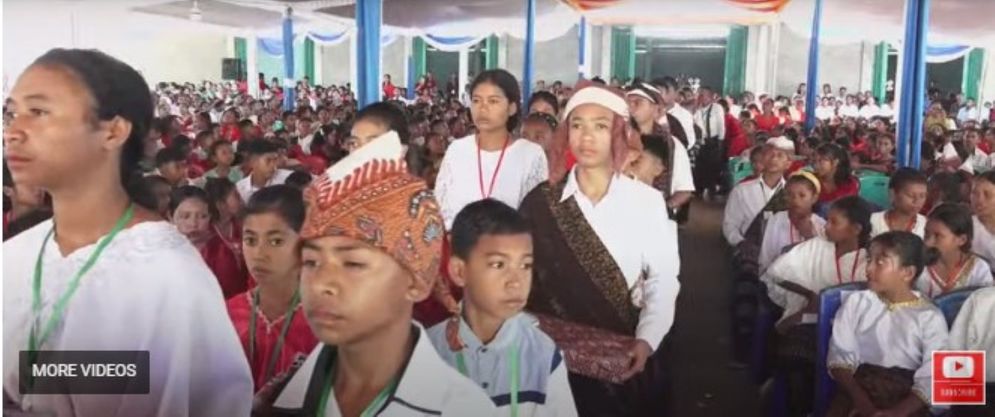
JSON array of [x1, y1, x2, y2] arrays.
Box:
[[726, 0, 792, 13]]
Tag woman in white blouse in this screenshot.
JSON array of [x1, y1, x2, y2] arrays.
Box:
[[2, 49, 252, 416], [434, 69, 548, 229], [971, 171, 995, 274], [519, 82, 681, 416]]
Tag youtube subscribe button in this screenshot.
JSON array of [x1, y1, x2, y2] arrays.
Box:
[[932, 351, 986, 406]]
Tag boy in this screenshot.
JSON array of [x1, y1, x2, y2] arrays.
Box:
[[427, 199, 578, 417], [236, 139, 292, 202], [154, 146, 190, 187], [722, 136, 794, 246], [255, 131, 495, 416], [626, 135, 670, 189]]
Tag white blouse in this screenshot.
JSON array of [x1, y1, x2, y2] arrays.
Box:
[[561, 169, 681, 351], [915, 255, 994, 298], [869, 211, 927, 239], [762, 236, 868, 324], [758, 211, 827, 275], [435, 136, 548, 229], [949, 286, 995, 381], [828, 290, 948, 404], [3, 220, 253, 417], [973, 216, 995, 274]]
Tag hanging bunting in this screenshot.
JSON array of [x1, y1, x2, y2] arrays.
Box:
[[725, 0, 792, 13]]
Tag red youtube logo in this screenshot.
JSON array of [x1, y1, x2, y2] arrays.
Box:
[[933, 351, 986, 405]]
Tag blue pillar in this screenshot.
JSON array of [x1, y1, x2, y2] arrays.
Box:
[[282, 7, 296, 111], [896, 0, 930, 168], [578, 16, 587, 80], [356, 0, 382, 108], [522, 0, 536, 108], [407, 55, 416, 100], [803, 0, 823, 133]]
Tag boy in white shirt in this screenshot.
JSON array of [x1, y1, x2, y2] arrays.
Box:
[[722, 137, 794, 246], [428, 199, 577, 417]]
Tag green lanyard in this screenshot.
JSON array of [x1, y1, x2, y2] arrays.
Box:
[[316, 359, 398, 417], [455, 346, 519, 417], [248, 288, 300, 384], [29, 205, 135, 354]]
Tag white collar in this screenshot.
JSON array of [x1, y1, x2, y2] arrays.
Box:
[[560, 167, 621, 204]]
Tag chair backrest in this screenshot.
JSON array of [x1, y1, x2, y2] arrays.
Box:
[[933, 286, 982, 327], [813, 282, 869, 417], [858, 175, 891, 210]]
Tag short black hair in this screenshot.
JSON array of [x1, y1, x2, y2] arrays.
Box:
[[528, 91, 560, 115], [354, 102, 411, 144], [830, 196, 873, 248], [450, 199, 531, 260], [285, 171, 313, 189], [929, 172, 965, 205], [240, 139, 282, 157], [927, 203, 974, 253], [870, 231, 927, 278], [155, 147, 186, 167], [977, 170, 995, 187], [208, 139, 233, 159], [889, 167, 928, 192], [524, 112, 558, 131], [203, 177, 236, 207], [244, 185, 305, 232], [652, 76, 679, 92], [168, 185, 217, 221], [640, 135, 670, 166], [470, 69, 522, 132], [195, 130, 214, 143]]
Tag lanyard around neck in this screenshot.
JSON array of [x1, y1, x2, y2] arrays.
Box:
[[317, 358, 398, 417], [248, 288, 300, 384], [30, 205, 135, 354], [477, 135, 510, 199], [455, 345, 519, 417], [835, 249, 862, 285]]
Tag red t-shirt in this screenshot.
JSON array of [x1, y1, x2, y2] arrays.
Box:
[[200, 233, 248, 300], [819, 176, 860, 204], [226, 291, 319, 391], [725, 113, 750, 158], [755, 113, 780, 133]]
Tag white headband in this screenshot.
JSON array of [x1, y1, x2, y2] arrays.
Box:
[[562, 87, 629, 121]]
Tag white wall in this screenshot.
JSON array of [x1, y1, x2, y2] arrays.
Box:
[[4, 1, 231, 87], [319, 40, 352, 86], [774, 23, 873, 96], [382, 38, 406, 86], [506, 25, 580, 85]]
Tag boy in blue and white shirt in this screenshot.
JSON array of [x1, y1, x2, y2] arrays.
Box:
[[428, 199, 578, 417]]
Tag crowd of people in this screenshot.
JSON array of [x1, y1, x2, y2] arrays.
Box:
[[2, 46, 994, 417]]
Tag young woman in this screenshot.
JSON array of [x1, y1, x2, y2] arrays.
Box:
[[204, 177, 244, 260], [227, 185, 317, 392], [758, 172, 826, 274], [2, 48, 251, 415], [520, 82, 680, 416], [528, 90, 560, 117], [917, 203, 993, 298], [828, 232, 946, 417], [972, 171, 995, 274], [869, 168, 928, 238], [813, 143, 860, 205], [434, 69, 548, 229], [763, 196, 871, 417], [170, 186, 248, 299]]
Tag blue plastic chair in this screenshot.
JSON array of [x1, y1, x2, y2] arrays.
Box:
[[813, 282, 868, 417], [934, 287, 982, 327]]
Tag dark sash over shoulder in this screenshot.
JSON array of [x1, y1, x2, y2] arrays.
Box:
[[734, 187, 788, 277], [521, 181, 639, 336]]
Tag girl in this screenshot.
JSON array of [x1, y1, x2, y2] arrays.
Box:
[[204, 177, 244, 260], [522, 111, 557, 156], [528, 90, 560, 117], [763, 196, 871, 417], [917, 203, 993, 298], [434, 69, 548, 230], [521, 81, 680, 416], [857, 133, 896, 174], [2, 48, 251, 415], [171, 186, 248, 299], [758, 172, 826, 274], [972, 171, 995, 274], [828, 232, 947, 417], [204, 140, 243, 183], [227, 185, 317, 392], [870, 168, 928, 238], [813, 143, 860, 205], [220, 108, 243, 142]]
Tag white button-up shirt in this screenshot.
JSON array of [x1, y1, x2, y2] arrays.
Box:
[[665, 105, 699, 149], [560, 169, 681, 351], [694, 102, 726, 141], [236, 168, 293, 202], [722, 176, 785, 246]]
